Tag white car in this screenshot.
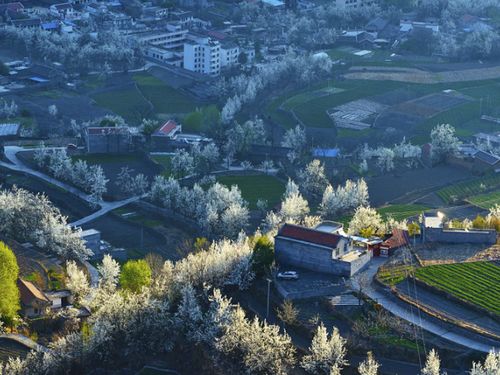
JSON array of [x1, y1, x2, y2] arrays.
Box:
[[277, 271, 299, 280]]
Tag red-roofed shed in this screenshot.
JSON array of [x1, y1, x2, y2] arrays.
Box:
[[380, 229, 410, 257]]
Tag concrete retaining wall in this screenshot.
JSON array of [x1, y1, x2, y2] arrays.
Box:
[[423, 227, 496, 244]]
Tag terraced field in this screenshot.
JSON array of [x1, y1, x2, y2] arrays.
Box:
[[0, 338, 30, 363], [437, 174, 500, 204], [467, 191, 500, 209], [414, 261, 500, 315]]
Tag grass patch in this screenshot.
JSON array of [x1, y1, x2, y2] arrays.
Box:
[[377, 204, 428, 221], [72, 153, 140, 164], [92, 87, 151, 123], [216, 174, 285, 210], [32, 89, 66, 99], [150, 154, 173, 177], [377, 265, 415, 286], [467, 191, 500, 209], [437, 174, 500, 204], [133, 73, 199, 114], [415, 261, 500, 315]]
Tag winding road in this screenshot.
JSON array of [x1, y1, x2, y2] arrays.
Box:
[[350, 258, 498, 353], [0, 146, 142, 226]]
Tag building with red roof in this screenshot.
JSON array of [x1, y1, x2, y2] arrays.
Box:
[[380, 229, 410, 257], [153, 120, 182, 139], [17, 279, 51, 318], [275, 223, 372, 277]]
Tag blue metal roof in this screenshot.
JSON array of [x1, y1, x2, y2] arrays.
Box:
[[312, 148, 340, 158], [41, 22, 58, 30]]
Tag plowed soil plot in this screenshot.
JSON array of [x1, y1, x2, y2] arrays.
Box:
[[373, 92, 472, 129], [394, 93, 471, 118], [373, 111, 422, 130], [366, 165, 472, 205]]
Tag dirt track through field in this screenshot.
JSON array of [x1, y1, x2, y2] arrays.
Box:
[[345, 65, 500, 83]]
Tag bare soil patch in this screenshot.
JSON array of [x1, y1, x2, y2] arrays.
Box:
[[414, 243, 500, 266]]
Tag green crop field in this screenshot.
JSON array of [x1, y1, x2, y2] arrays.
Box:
[[133, 73, 199, 114], [437, 174, 500, 204], [339, 204, 428, 228], [93, 73, 208, 124], [377, 204, 428, 221], [216, 174, 285, 210], [467, 191, 500, 209], [266, 77, 500, 144], [415, 262, 500, 315], [92, 87, 151, 123]]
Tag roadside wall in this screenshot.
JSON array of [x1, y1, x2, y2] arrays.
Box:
[[423, 227, 496, 244]]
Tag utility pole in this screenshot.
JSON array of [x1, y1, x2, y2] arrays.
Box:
[[266, 278, 272, 320]]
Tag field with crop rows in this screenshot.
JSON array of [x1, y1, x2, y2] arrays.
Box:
[[467, 191, 500, 209], [0, 338, 30, 363], [437, 174, 500, 204], [414, 262, 500, 315]]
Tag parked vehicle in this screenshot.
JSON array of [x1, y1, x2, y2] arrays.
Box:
[[277, 271, 299, 280]]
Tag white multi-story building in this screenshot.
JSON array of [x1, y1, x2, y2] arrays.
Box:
[[133, 23, 188, 49], [220, 41, 239, 68], [183, 34, 221, 76]]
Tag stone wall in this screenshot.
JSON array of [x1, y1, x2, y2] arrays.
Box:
[[348, 250, 372, 275], [87, 134, 130, 154], [423, 227, 496, 244], [275, 237, 352, 277]]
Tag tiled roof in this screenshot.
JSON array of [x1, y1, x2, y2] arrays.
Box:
[[381, 229, 410, 250], [154, 120, 179, 136], [277, 223, 342, 248], [17, 279, 49, 305]]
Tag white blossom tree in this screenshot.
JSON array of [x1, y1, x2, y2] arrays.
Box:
[[48, 104, 58, 117], [171, 149, 194, 178], [470, 350, 500, 375], [281, 125, 306, 164], [301, 324, 348, 375], [97, 254, 120, 292], [430, 124, 460, 161], [280, 180, 310, 223], [358, 352, 379, 375], [66, 260, 90, 305], [298, 159, 329, 200], [421, 349, 443, 375], [0, 187, 92, 260], [348, 206, 385, 237]]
